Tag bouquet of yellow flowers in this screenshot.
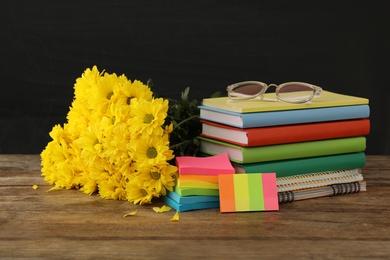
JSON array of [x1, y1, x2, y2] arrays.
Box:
[[41, 66, 200, 205]]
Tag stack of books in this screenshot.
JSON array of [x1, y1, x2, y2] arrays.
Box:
[[161, 153, 235, 212], [198, 90, 370, 203]]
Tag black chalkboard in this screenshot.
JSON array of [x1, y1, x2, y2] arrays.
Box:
[[1, 0, 389, 154]]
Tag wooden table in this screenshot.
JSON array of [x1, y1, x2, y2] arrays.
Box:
[[1, 155, 389, 259]]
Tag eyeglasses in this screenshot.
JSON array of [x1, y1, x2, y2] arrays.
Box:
[[227, 81, 323, 104]]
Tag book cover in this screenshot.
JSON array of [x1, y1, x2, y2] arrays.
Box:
[[198, 136, 366, 164], [199, 104, 370, 128], [278, 181, 366, 203], [200, 119, 370, 147], [233, 152, 366, 178], [175, 153, 235, 175], [202, 90, 369, 113]]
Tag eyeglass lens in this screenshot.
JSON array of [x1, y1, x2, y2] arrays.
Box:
[[231, 84, 264, 96], [230, 82, 315, 103], [277, 84, 314, 102]]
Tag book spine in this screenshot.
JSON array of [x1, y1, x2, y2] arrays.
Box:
[[240, 105, 370, 128], [245, 119, 370, 146], [199, 136, 366, 164], [278, 181, 365, 203], [202, 119, 370, 147], [200, 105, 370, 128], [233, 152, 366, 177], [240, 136, 366, 163]]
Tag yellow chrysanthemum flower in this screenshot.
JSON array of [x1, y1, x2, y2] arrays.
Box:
[[41, 125, 74, 187], [125, 182, 154, 205], [129, 98, 168, 137], [87, 72, 120, 113], [74, 65, 102, 101], [41, 66, 178, 205], [77, 125, 104, 166], [137, 164, 177, 196], [117, 77, 153, 105], [129, 135, 174, 168], [66, 104, 89, 140], [98, 171, 127, 201]]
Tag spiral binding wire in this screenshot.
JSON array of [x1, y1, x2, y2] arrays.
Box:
[[277, 168, 363, 192]]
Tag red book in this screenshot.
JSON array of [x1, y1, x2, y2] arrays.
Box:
[[200, 119, 370, 147]]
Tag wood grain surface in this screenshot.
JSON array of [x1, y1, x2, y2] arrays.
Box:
[[1, 155, 389, 259]]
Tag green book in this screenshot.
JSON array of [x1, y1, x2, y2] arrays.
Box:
[[233, 152, 366, 178], [198, 136, 366, 164]]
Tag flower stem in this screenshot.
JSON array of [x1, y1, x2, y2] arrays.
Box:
[[169, 140, 192, 149], [172, 114, 199, 130]]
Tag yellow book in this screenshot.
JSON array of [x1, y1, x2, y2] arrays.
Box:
[[202, 91, 369, 113]]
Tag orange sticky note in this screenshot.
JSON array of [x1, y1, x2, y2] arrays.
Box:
[[218, 173, 279, 212], [179, 174, 219, 183]]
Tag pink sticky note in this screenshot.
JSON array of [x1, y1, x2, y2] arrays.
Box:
[[176, 153, 235, 175], [261, 173, 279, 210]]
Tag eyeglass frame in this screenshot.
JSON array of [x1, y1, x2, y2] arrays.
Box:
[[226, 81, 323, 104]]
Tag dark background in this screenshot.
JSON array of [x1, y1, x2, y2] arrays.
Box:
[[1, 1, 389, 155]]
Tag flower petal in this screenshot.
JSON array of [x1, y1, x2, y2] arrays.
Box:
[[153, 205, 172, 213], [47, 186, 63, 192], [170, 211, 179, 222], [123, 210, 138, 217]]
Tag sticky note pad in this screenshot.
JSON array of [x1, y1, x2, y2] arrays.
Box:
[[176, 153, 235, 175], [177, 179, 219, 189], [161, 195, 220, 212], [218, 173, 279, 212], [179, 174, 219, 183], [166, 190, 219, 204], [174, 185, 220, 197]]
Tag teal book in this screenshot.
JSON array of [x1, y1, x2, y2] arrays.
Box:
[[233, 152, 366, 177], [199, 104, 370, 128], [198, 136, 366, 164]]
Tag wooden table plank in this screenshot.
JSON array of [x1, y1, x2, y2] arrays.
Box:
[[1, 155, 390, 258]]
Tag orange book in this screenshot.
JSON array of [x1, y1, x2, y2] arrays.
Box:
[[200, 119, 370, 147]]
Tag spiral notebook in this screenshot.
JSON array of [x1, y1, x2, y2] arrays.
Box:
[[277, 168, 364, 192]]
